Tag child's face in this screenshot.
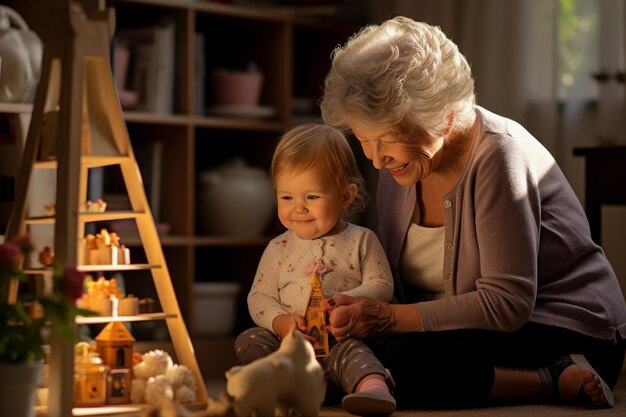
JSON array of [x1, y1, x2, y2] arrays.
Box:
[[276, 165, 354, 240]]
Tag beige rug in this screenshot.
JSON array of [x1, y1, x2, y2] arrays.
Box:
[[206, 370, 626, 416], [319, 373, 626, 417]]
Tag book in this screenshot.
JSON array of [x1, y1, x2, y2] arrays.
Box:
[[115, 23, 175, 114], [194, 32, 206, 115]]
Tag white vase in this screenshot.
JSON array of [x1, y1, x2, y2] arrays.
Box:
[[0, 6, 43, 102], [198, 158, 275, 236], [0, 361, 43, 417]]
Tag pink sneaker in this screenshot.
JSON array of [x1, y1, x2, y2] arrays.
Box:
[[342, 391, 396, 416]]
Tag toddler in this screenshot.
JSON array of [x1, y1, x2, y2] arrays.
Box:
[[234, 123, 396, 416]]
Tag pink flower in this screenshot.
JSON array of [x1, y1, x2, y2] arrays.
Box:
[[58, 266, 86, 300], [10, 235, 34, 255], [0, 242, 22, 272]]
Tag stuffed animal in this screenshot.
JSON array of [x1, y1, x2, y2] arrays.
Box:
[[225, 327, 326, 417], [131, 349, 197, 406]]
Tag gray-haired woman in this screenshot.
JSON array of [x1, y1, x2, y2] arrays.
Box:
[[320, 15, 626, 409]]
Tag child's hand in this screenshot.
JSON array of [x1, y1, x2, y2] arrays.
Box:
[[272, 313, 317, 344]]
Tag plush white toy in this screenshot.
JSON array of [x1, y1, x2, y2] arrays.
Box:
[[225, 327, 326, 417], [131, 349, 197, 405], [133, 349, 173, 380]]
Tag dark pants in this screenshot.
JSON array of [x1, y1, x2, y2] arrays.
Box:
[[235, 327, 390, 394], [367, 322, 625, 408]]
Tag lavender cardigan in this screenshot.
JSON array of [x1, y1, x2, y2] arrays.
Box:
[[376, 106, 626, 342]]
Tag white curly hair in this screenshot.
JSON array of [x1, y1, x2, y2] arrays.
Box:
[[321, 16, 476, 140]]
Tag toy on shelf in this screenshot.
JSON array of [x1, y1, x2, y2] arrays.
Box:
[[80, 198, 107, 213], [118, 294, 139, 316], [38, 245, 55, 266], [44, 202, 55, 216], [131, 349, 198, 407], [83, 228, 131, 266], [138, 297, 156, 313], [77, 276, 122, 316], [41, 198, 107, 216], [96, 322, 135, 405], [74, 342, 109, 407]]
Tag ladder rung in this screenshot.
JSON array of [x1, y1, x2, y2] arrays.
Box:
[[24, 264, 161, 274], [76, 312, 176, 324], [34, 155, 131, 169], [24, 211, 144, 224], [78, 264, 161, 272]]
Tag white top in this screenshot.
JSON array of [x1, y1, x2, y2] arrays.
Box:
[[400, 223, 445, 300], [248, 223, 394, 330]]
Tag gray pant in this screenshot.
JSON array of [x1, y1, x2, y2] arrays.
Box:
[[234, 327, 390, 394]]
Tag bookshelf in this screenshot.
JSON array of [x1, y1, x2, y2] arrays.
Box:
[[4, 0, 358, 337]]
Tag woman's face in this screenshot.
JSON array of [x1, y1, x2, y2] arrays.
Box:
[[275, 165, 353, 240], [349, 121, 443, 186]]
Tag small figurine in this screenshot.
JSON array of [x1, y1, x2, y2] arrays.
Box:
[[80, 198, 108, 213], [91, 198, 107, 213], [38, 246, 55, 266], [44, 202, 55, 216], [225, 326, 326, 417]]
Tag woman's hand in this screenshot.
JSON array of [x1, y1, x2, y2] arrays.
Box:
[[272, 313, 317, 344], [322, 294, 395, 341]]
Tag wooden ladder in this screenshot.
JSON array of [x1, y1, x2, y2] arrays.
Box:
[[5, 1, 207, 415]]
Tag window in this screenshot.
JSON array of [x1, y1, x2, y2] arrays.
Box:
[[557, 0, 600, 100]]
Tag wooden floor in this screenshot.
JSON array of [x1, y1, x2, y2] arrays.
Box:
[[145, 338, 626, 417], [205, 371, 626, 417]]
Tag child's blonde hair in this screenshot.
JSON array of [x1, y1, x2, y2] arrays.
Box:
[[271, 123, 368, 221]]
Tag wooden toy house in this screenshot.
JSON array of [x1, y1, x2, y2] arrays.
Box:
[[95, 322, 135, 404]]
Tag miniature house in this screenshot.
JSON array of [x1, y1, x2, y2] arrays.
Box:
[[95, 322, 135, 404]]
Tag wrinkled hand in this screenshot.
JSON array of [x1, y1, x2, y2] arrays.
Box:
[[322, 293, 394, 341], [272, 313, 317, 344]]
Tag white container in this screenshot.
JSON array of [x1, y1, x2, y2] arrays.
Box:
[[192, 282, 241, 336], [197, 158, 274, 236]]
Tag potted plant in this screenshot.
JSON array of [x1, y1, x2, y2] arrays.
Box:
[[0, 235, 92, 417]]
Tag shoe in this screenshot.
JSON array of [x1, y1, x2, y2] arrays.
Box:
[[570, 354, 615, 408], [342, 391, 396, 416]]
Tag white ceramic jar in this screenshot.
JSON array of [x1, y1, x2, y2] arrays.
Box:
[[0, 6, 42, 102], [198, 158, 274, 236]]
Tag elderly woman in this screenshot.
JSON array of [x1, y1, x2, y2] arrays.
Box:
[[320, 16, 626, 409]]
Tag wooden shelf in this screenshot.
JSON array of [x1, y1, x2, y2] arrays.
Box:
[[0, 101, 33, 114], [25, 211, 144, 224], [34, 156, 131, 169], [76, 312, 176, 324], [78, 264, 161, 272], [36, 403, 148, 416], [36, 400, 207, 416], [123, 111, 289, 132], [23, 264, 161, 275]]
